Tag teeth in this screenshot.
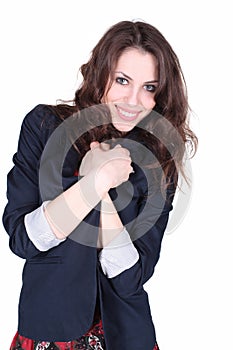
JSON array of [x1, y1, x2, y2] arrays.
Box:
[[118, 107, 137, 118]]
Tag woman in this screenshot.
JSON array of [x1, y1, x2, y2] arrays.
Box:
[[3, 20, 197, 349]]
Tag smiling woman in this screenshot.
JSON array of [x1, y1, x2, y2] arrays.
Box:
[[2, 20, 197, 350], [102, 48, 158, 131]]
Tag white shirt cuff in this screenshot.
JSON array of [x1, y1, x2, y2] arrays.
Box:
[[24, 201, 66, 251], [99, 227, 139, 278]]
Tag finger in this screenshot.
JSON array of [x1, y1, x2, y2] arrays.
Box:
[[90, 141, 100, 150], [130, 166, 134, 174], [115, 145, 130, 157], [100, 142, 110, 151]]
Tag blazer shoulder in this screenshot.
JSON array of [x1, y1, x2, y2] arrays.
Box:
[[23, 104, 62, 130], [20, 104, 64, 147]]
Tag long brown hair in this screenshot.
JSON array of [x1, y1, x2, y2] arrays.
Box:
[[49, 20, 197, 189]]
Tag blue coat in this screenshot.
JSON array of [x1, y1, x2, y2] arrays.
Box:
[[2, 104, 174, 349]]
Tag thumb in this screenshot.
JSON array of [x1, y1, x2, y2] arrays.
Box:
[[90, 141, 100, 150]]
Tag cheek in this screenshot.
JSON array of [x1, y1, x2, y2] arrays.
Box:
[[104, 92, 113, 103], [140, 88, 156, 109], [144, 95, 156, 110], [103, 85, 123, 103]]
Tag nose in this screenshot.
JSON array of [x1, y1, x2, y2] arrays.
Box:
[[125, 87, 141, 106]]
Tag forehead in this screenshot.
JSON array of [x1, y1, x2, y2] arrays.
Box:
[[115, 48, 158, 79]]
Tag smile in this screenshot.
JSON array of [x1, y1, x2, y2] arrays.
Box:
[[116, 106, 139, 121]]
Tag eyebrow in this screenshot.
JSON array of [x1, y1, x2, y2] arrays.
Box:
[[115, 71, 159, 84]]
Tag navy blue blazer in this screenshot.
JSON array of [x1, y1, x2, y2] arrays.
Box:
[[2, 104, 174, 349]]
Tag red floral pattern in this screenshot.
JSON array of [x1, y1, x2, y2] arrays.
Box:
[[10, 319, 105, 350], [10, 319, 159, 350]]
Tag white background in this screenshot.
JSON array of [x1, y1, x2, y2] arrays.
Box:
[[0, 1, 232, 349]]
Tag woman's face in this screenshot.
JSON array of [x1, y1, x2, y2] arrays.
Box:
[[102, 48, 159, 132]]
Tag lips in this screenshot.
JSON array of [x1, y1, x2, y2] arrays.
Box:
[[116, 106, 140, 121]]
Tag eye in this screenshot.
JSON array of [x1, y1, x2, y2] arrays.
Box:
[[144, 84, 157, 93], [116, 77, 128, 85]]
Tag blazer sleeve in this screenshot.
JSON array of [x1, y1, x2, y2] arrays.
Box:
[[107, 174, 175, 297], [2, 105, 62, 259]]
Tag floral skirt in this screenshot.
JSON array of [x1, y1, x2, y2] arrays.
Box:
[[10, 318, 159, 350], [10, 318, 105, 350]]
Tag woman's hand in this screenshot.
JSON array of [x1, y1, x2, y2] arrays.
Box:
[[79, 141, 133, 190]]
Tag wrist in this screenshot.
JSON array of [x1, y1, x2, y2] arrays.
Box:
[[94, 167, 112, 197]]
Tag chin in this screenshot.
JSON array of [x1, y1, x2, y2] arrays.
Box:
[[112, 122, 135, 132]]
